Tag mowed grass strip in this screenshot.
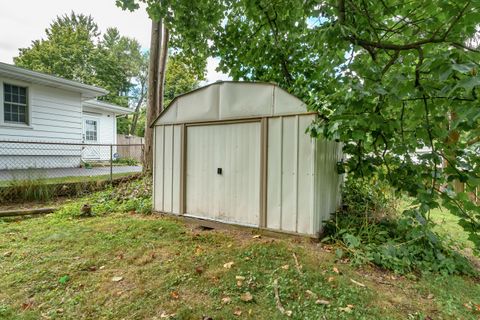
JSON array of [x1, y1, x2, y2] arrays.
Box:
[[0, 213, 479, 320]]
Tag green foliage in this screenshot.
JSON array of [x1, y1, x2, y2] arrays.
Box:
[[14, 12, 143, 108], [54, 177, 152, 218], [2, 177, 54, 202], [164, 55, 201, 104], [116, 0, 226, 77], [130, 55, 201, 137], [128, 0, 480, 253], [113, 157, 139, 166], [324, 178, 476, 275], [58, 275, 70, 285], [341, 177, 397, 218]]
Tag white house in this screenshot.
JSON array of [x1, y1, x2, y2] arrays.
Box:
[[0, 62, 132, 169], [152, 82, 343, 237]]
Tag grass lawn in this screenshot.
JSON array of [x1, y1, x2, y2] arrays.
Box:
[[1, 212, 479, 319]]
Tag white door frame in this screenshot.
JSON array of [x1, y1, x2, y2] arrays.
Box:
[[82, 115, 101, 160]]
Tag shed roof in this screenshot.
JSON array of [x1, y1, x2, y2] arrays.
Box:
[[152, 81, 308, 126]]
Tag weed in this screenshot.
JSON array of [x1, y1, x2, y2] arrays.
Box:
[[324, 177, 477, 275]]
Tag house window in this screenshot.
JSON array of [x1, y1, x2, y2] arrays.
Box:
[[85, 119, 98, 141], [4, 83, 28, 124]]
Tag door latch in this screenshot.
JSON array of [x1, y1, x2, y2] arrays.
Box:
[[217, 168, 222, 175]]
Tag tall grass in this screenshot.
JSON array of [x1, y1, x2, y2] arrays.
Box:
[[2, 177, 54, 202]]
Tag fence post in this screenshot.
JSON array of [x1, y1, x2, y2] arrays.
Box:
[[110, 144, 113, 184]]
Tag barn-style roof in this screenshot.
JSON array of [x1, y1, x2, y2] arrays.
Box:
[[152, 81, 308, 126]]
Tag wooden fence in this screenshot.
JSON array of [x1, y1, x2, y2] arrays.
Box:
[[116, 135, 144, 162]]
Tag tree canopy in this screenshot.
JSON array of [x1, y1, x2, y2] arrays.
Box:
[[131, 55, 201, 137], [118, 0, 480, 251], [14, 12, 143, 107]]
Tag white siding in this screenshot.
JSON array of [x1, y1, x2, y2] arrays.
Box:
[[153, 124, 182, 214], [0, 80, 83, 141], [82, 107, 117, 161], [0, 77, 84, 169]]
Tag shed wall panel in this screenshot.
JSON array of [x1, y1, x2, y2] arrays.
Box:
[[296, 115, 316, 235], [154, 124, 182, 214], [172, 125, 182, 214], [280, 116, 298, 232], [154, 126, 164, 211], [163, 125, 173, 213], [266, 118, 282, 230], [266, 114, 316, 235]]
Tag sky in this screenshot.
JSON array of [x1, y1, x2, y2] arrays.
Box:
[[0, 0, 229, 84]]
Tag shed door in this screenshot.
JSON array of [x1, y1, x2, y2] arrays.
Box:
[[186, 122, 261, 226]]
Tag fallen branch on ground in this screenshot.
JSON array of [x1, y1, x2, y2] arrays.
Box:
[[293, 253, 302, 274], [273, 278, 292, 317]]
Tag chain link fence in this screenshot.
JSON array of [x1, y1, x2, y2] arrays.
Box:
[[0, 140, 144, 204]]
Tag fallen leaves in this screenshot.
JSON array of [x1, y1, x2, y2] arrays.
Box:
[[339, 304, 355, 313], [223, 261, 234, 269], [233, 308, 242, 316], [221, 297, 231, 304], [159, 311, 176, 319], [170, 291, 180, 300], [3, 251, 12, 257], [111, 276, 123, 282], [21, 299, 34, 310], [332, 267, 340, 274], [195, 266, 204, 275], [240, 292, 253, 302], [316, 299, 331, 305], [236, 275, 245, 287]]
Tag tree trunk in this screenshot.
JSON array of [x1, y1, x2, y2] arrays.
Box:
[[157, 27, 170, 113], [143, 19, 162, 174]]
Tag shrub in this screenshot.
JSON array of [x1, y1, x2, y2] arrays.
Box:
[[113, 158, 139, 166], [54, 177, 152, 218], [323, 177, 476, 276]]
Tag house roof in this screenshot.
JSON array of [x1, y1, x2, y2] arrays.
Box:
[[83, 99, 133, 115], [0, 62, 108, 100], [151, 81, 309, 126]]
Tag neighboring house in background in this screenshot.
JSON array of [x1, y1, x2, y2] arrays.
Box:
[[0, 62, 132, 169]]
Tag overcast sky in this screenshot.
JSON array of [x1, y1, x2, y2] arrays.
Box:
[[0, 0, 229, 83]]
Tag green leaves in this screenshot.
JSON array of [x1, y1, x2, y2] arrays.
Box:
[[115, 0, 480, 253], [14, 12, 144, 108]]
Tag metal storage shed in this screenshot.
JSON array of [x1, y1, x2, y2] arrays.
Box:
[[152, 81, 342, 237]]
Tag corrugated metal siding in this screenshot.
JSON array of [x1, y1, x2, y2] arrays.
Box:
[[153, 124, 182, 214], [156, 82, 306, 125], [266, 115, 317, 235], [314, 139, 343, 233], [186, 122, 261, 226]]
